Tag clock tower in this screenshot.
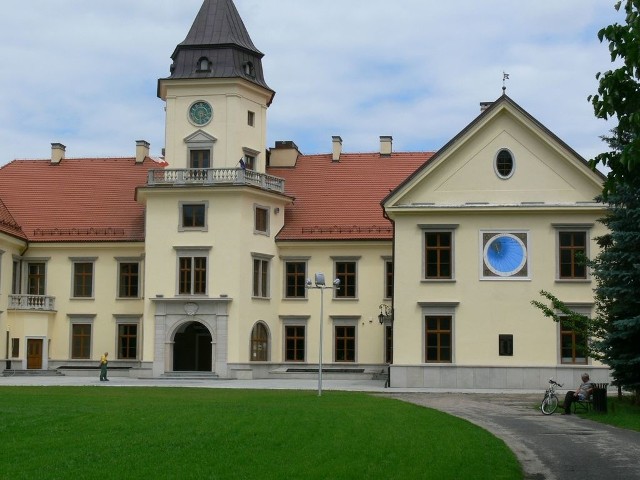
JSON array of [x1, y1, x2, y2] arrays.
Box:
[[158, 0, 275, 171]]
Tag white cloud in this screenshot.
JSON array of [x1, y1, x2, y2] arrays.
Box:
[[0, 0, 624, 165]]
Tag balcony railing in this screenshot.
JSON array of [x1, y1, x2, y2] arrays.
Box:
[[147, 168, 285, 193], [8, 294, 56, 311]]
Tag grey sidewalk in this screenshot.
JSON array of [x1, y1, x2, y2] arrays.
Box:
[[0, 374, 541, 394]]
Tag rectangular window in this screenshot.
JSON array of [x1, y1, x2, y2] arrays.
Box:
[[385, 260, 393, 299], [425, 232, 452, 279], [27, 262, 45, 295], [181, 203, 206, 229], [560, 320, 587, 364], [254, 206, 269, 234], [189, 149, 210, 169], [244, 155, 255, 170], [179, 256, 207, 295], [73, 262, 94, 298], [71, 324, 91, 359], [559, 231, 587, 279], [118, 262, 140, 298], [118, 324, 138, 360], [335, 261, 357, 298], [253, 258, 269, 298], [335, 325, 356, 362], [499, 334, 513, 356], [425, 316, 452, 362], [285, 261, 306, 298], [248, 111, 255, 127], [11, 338, 19, 358], [285, 325, 305, 362]]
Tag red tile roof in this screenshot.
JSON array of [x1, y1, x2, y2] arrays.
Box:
[[268, 152, 433, 241], [0, 197, 26, 240], [0, 157, 165, 243]]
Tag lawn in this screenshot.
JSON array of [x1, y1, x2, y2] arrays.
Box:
[[0, 387, 522, 479], [578, 396, 640, 431]]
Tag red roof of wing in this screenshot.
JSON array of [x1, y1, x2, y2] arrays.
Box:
[[0, 197, 27, 240], [0, 157, 165, 242], [268, 152, 433, 241]]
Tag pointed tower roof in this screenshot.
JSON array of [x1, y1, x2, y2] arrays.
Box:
[[160, 0, 273, 96]]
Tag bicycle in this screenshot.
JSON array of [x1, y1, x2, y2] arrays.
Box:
[[540, 378, 562, 415]]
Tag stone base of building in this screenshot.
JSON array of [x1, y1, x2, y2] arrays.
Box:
[[389, 364, 613, 390]]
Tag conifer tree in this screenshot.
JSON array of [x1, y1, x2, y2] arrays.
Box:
[[588, 0, 640, 398]]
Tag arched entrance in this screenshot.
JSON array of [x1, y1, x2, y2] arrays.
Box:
[[173, 321, 212, 371]]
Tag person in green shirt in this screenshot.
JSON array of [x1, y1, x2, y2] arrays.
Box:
[[100, 352, 109, 381]]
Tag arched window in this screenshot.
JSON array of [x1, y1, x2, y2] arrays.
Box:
[[495, 149, 515, 179], [243, 61, 255, 77], [197, 57, 211, 72], [250, 322, 269, 361]]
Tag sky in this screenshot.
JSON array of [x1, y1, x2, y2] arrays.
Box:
[[0, 0, 624, 166]]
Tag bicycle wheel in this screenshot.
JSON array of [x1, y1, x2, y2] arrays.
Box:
[[541, 394, 559, 415]]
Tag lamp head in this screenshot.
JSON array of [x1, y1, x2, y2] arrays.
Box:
[[305, 279, 312, 287], [333, 278, 341, 286], [314, 273, 325, 287]]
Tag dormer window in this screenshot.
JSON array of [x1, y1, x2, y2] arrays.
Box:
[[495, 149, 515, 179], [197, 57, 211, 72], [243, 61, 255, 78]]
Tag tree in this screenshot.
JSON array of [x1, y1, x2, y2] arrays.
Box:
[[587, 0, 640, 399], [589, 0, 640, 195], [590, 184, 640, 398]]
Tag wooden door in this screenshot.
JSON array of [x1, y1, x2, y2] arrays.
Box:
[[27, 339, 43, 369]]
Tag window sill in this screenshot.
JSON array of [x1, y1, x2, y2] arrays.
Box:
[[421, 279, 455, 283]]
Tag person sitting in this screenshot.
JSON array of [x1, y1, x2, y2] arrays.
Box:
[[563, 373, 593, 415]]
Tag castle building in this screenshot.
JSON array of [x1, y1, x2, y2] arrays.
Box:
[[0, 0, 608, 388]]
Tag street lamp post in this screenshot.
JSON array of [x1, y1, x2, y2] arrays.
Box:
[[378, 304, 394, 387], [306, 273, 340, 396]]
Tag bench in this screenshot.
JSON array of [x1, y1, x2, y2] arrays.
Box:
[[573, 396, 592, 413]]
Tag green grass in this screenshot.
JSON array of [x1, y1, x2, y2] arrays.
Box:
[[578, 396, 640, 431], [0, 387, 522, 480]]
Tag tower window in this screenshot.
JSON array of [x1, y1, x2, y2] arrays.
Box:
[[248, 111, 255, 127], [495, 149, 514, 179], [243, 62, 255, 77], [197, 57, 211, 72]]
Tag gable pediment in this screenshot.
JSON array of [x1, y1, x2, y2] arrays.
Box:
[[184, 130, 217, 144], [385, 96, 604, 209]]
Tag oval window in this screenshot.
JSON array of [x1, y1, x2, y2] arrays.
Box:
[[495, 149, 514, 179]]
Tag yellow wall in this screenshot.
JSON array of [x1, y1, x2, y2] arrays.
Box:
[[161, 80, 269, 171]]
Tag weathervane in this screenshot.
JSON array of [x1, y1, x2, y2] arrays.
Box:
[[502, 71, 510, 94]]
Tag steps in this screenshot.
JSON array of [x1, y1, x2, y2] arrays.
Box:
[[2, 369, 65, 377], [160, 371, 219, 380]]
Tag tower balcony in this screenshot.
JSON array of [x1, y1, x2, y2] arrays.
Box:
[[8, 294, 56, 311], [147, 168, 285, 193]]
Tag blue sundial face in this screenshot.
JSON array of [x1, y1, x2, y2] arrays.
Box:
[[484, 233, 527, 277], [189, 101, 213, 126]]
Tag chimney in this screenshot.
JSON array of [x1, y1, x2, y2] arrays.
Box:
[[332, 136, 342, 162], [480, 102, 493, 112], [136, 140, 150, 164], [51, 143, 66, 164], [380, 136, 393, 156]]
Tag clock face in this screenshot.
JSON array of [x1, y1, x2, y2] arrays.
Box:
[[483, 233, 527, 277], [189, 101, 213, 126]]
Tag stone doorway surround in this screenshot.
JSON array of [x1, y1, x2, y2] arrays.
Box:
[[151, 297, 230, 377]]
